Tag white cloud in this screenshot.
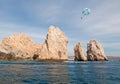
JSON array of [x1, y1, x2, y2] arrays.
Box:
[[84, 13, 120, 36], [23, 1, 64, 24], [0, 22, 47, 43], [100, 41, 120, 56], [103, 42, 120, 49]]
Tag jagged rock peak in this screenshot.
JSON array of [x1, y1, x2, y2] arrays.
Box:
[[74, 42, 87, 61], [2, 33, 34, 45], [39, 25, 68, 60], [0, 33, 39, 60], [48, 25, 68, 40], [87, 40, 108, 61]]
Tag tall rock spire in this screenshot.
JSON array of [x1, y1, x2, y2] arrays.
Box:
[[87, 40, 108, 61], [74, 42, 87, 61], [39, 25, 68, 60]]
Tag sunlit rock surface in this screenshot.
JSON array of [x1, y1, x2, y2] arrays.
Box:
[[87, 40, 108, 61], [0, 33, 40, 60], [38, 25, 68, 60], [74, 42, 87, 61]]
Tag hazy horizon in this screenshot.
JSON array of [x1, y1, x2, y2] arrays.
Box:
[[0, 0, 120, 56]]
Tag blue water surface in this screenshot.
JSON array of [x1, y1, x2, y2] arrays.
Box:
[[0, 61, 120, 84]]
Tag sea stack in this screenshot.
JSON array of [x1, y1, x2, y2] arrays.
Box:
[[0, 33, 40, 60], [74, 42, 87, 61], [39, 25, 68, 61], [87, 40, 108, 61]]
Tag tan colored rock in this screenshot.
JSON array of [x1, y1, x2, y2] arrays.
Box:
[[39, 25, 68, 60], [0, 25, 68, 61], [0, 33, 41, 60], [87, 40, 108, 61], [74, 42, 87, 61]]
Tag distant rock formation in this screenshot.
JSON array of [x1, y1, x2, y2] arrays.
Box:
[[0, 33, 40, 60], [74, 42, 87, 61], [0, 26, 109, 61], [38, 25, 68, 60], [87, 40, 108, 61], [0, 26, 68, 61]]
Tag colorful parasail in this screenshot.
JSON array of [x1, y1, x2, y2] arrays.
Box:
[[81, 8, 91, 19]]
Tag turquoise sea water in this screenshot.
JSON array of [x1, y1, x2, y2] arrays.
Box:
[[0, 61, 120, 84]]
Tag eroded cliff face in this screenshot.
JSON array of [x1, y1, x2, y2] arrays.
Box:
[[87, 40, 108, 61], [0, 33, 41, 60], [74, 42, 87, 61], [0, 26, 68, 61], [0, 26, 108, 61], [39, 25, 68, 60]]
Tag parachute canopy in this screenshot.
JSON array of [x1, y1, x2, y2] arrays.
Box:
[[82, 8, 91, 15], [81, 8, 91, 19]]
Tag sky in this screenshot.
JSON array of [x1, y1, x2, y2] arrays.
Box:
[[0, 0, 120, 56]]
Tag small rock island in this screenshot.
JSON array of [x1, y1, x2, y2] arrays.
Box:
[[87, 40, 108, 61], [74, 40, 108, 61]]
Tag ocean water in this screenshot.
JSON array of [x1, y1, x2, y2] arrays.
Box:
[[0, 61, 120, 84]]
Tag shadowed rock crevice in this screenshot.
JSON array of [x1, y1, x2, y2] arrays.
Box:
[[0, 51, 13, 60], [33, 54, 39, 60]]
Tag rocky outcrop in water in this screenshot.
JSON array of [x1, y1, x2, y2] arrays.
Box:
[[87, 40, 108, 61], [74, 42, 87, 61], [0, 33, 40, 60], [0, 26, 68, 61], [0, 26, 108, 61], [38, 25, 68, 60]]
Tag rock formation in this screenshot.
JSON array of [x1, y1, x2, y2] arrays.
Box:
[[74, 42, 87, 61], [0, 26, 68, 61], [0, 26, 109, 61], [0, 33, 40, 60], [38, 25, 68, 60], [0, 51, 13, 60], [87, 40, 108, 61]]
